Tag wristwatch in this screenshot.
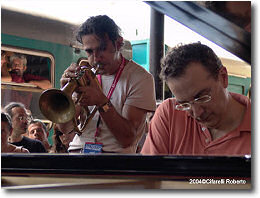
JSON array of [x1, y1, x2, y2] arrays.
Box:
[[98, 100, 112, 113]]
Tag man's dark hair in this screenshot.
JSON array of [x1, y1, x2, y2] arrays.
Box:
[[160, 42, 223, 81], [1, 112, 12, 130], [29, 119, 48, 134], [50, 124, 68, 153], [4, 102, 26, 118], [76, 15, 122, 48]]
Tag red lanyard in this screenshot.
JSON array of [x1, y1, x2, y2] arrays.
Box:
[[95, 55, 126, 140], [97, 56, 125, 99]]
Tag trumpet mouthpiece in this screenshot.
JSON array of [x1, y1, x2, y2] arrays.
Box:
[[93, 64, 100, 75]]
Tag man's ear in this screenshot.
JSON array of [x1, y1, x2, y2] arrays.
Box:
[[116, 36, 123, 51], [218, 66, 229, 88], [10, 128, 13, 136], [23, 65, 27, 72]]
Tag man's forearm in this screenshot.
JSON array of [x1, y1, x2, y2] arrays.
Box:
[[29, 80, 52, 89], [99, 105, 138, 148], [1, 76, 12, 82]]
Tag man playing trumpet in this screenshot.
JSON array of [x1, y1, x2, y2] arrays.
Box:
[[58, 15, 156, 153]]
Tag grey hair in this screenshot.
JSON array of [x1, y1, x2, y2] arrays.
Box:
[[10, 53, 27, 66], [4, 102, 26, 118]]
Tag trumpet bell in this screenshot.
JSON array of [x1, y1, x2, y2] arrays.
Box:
[[39, 89, 76, 124]]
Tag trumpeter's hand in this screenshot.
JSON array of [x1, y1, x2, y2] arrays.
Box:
[[77, 70, 108, 107], [60, 63, 81, 88]]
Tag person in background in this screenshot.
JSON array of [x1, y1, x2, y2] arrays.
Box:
[[49, 124, 76, 153], [3, 53, 52, 109], [1, 112, 29, 153], [27, 119, 51, 152], [141, 42, 250, 155], [1, 50, 12, 81], [58, 15, 156, 153], [4, 102, 47, 153], [9, 53, 52, 89]]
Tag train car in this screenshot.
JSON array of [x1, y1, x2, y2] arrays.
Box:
[[1, 7, 86, 115]]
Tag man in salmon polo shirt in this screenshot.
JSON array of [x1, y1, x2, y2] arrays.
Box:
[[141, 42, 251, 155]]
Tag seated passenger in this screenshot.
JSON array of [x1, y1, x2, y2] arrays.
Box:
[[141, 42, 251, 155], [27, 119, 51, 152], [9, 53, 51, 89], [1, 112, 29, 153], [4, 102, 47, 153]]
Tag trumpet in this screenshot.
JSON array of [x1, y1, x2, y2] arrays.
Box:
[[39, 58, 101, 135]]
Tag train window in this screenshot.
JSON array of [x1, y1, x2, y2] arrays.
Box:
[[1, 46, 54, 120]]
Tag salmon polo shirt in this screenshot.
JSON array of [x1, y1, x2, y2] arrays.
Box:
[[141, 92, 251, 155]]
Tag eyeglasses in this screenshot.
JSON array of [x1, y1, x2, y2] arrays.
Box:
[[17, 116, 31, 122], [175, 95, 212, 111]]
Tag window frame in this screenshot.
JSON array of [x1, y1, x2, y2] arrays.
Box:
[[1, 45, 55, 88]]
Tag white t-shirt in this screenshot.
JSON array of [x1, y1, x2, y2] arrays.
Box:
[[69, 60, 156, 153]]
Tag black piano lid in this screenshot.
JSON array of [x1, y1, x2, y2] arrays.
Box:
[[145, 1, 251, 64], [1, 154, 251, 178]]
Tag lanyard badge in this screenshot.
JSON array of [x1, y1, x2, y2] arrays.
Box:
[[83, 142, 103, 153], [89, 56, 125, 152]]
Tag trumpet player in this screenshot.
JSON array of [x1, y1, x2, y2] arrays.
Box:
[[58, 15, 156, 153]]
